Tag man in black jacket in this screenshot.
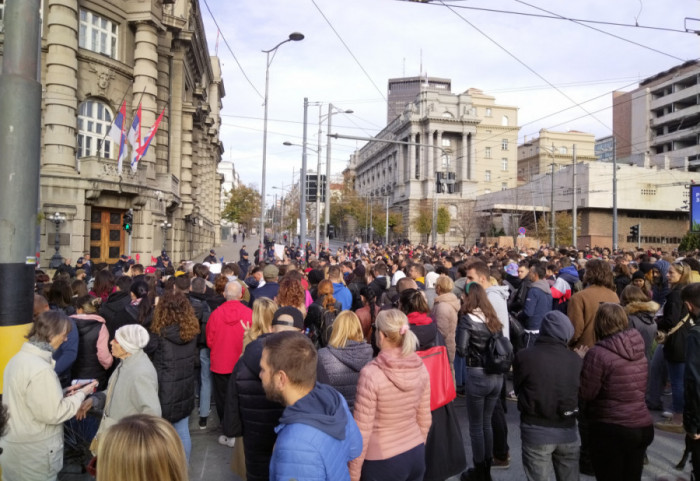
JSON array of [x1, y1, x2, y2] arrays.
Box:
[[682, 283, 700, 479], [99, 275, 133, 340], [221, 307, 304, 480], [513, 310, 582, 481]]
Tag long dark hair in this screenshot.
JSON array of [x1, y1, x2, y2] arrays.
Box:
[[460, 282, 502, 333], [92, 270, 115, 298], [130, 280, 154, 326], [398, 288, 429, 315]]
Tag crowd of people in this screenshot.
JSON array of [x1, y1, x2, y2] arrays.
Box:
[[1, 240, 700, 481]]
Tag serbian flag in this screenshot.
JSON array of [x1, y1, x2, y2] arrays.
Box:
[[127, 103, 142, 172], [108, 101, 127, 173], [134, 108, 165, 171]]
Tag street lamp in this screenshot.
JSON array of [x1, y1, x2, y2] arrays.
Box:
[[48, 212, 66, 269], [160, 221, 172, 253], [259, 32, 304, 264], [323, 104, 353, 249], [540, 144, 557, 247]]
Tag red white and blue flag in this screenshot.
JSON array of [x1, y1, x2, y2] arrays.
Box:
[[134, 108, 165, 171], [127, 103, 142, 172], [108, 101, 127, 173]]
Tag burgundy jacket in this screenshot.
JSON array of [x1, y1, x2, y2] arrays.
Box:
[[579, 328, 652, 428]]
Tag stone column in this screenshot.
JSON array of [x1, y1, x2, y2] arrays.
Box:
[[43, 0, 79, 174], [408, 135, 415, 180], [462, 133, 469, 180], [426, 129, 433, 180], [132, 21, 159, 180]]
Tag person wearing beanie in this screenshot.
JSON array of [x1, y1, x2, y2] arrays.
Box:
[[76, 324, 161, 451], [513, 311, 583, 481]]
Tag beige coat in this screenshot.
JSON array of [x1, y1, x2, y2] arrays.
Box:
[[0, 342, 86, 481], [568, 285, 620, 349], [431, 292, 460, 368]]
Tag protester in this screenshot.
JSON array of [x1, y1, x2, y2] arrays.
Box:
[[71, 295, 113, 390]]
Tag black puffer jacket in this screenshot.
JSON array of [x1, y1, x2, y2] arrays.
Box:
[[223, 334, 285, 481], [317, 340, 373, 411], [99, 290, 131, 340], [150, 324, 198, 423], [188, 292, 211, 348], [455, 311, 494, 368]]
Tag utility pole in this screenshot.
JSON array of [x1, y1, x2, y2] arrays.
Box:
[[300, 98, 308, 249], [385, 195, 389, 246], [550, 162, 556, 247], [638, 222, 642, 249], [315, 105, 322, 252], [0, 0, 43, 392], [612, 137, 618, 251], [572, 144, 577, 249]]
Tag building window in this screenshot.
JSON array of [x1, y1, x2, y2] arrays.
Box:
[[77, 99, 113, 158], [559, 146, 568, 155], [501, 182, 507, 190], [484, 189, 491, 194], [485, 108, 492, 117], [485, 170, 491, 182], [0, 0, 4, 30], [502, 115, 509, 126], [501, 139, 508, 150], [485, 147, 491, 159], [442, 138, 451, 147], [79, 9, 118, 58], [501, 158, 508, 171]]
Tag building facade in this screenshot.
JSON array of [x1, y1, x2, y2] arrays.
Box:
[[349, 77, 519, 244], [0, 0, 224, 267], [613, 60, 700, 169], [517, 129, 597, 182]]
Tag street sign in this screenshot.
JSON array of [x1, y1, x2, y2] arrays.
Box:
[[518, 227, 526, 235]]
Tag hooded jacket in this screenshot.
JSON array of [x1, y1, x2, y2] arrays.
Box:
[[271, 383, 362, 481], [431, 292, 461, 366], [518, 279, 553, 332], [624, 300, 659, 360], [651, 259, 671, 305], [486, 284, 511, 339], [350, 347, 431, 481], [222, 334, 284, 481], [551, 266, 580, 309], [70, 313, 113, 390], [579, 328, 652, 428], [332, 282, 353, 311], [99, 289, 131, 340], [514, 311, 582, 441], [317, 341, 374, 411], [206, 300, 252, 374], [150, 324, 198, 422]]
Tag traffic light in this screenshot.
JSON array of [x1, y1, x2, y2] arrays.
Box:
[[123, 210, 133, 235], [629, 224, 639, 240]]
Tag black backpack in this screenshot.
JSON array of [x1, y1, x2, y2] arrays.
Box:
[[483, 330, 514, 374], [320, 308, 339, 347]]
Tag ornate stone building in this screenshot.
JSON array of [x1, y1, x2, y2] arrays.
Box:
[[348, 78, 519, 244], [2, 0, 224, 266]]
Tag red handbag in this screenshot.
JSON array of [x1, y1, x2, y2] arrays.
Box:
[[418, 345, 456, 410]]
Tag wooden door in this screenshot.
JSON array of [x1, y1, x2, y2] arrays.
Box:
[[89, 209, 125, 264]]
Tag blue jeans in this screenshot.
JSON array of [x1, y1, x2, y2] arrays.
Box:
[[199, 348, 212, 418], [465, 367, 503, 462], [522, 441, 579, 481], [454, 353, 465, 387], [667, 360, 685, 413], [646, 345, 668, 409], [172, 416, 191, 463]]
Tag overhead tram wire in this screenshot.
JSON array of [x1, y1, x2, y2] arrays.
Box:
[[310, 0, 387, 102], [399, 0, 695, 35], [201, 0, 263, 100], [513, 0, 688, 63]]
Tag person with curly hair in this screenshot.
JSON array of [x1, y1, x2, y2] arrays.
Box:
[[305, 279, 342, 347], [149, 290, 200, 462], [277, 275, 307, 316]]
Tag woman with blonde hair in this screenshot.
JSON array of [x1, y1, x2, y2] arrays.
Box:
[[317, 311, 373, 411], [305, 279, 342, 347], [96, 414, 187, 481], [243, 297, 278, 350], [149, 290, 200, 462], [350, 309, 431, 481], [431, 275, 460, 371]]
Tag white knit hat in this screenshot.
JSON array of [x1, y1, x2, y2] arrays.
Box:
[[115, 324, 150, 354]]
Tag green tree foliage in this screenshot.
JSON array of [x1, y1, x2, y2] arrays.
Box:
[[679, 232, 700, 253], [412, 208, 432, 242], [222, 184, 261, 230], [534, 211, 581, 247], [437, 206, 450, 235], [372, 210, 404, 239]]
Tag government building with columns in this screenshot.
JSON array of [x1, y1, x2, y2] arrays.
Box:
[[0, 0, 224, 266], [348, 77, 519, 244]]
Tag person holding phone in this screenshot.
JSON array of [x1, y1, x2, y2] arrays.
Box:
[[0, 311, 98, 481]]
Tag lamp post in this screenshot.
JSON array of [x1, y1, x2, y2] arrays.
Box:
[[48, 212, 66, 269], [324, 104, 353, 249], [284, 141, 318, 248], [160, 221, 172, 253], [540, 144, 557, 248], [259, 32, 304, 264], [273, 183, 294, 244]]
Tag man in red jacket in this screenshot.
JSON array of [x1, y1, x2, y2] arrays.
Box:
[[207, 281, 252, 445]]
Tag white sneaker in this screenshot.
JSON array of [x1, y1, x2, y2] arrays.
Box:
[[218, 435, 236, 448], [661, 411, 673, 419]]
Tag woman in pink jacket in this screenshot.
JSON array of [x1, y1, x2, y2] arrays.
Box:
[[350, 309, 432, 481]]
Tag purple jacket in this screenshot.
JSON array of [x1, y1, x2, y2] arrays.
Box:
[[579, 328, 652, 428]]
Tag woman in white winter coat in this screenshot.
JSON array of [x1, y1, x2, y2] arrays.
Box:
[[0, 311, 97, 481]]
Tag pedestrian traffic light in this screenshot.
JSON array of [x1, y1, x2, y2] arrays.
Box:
[[123, 210, 133, 235], [629, 224, 639, 240]]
